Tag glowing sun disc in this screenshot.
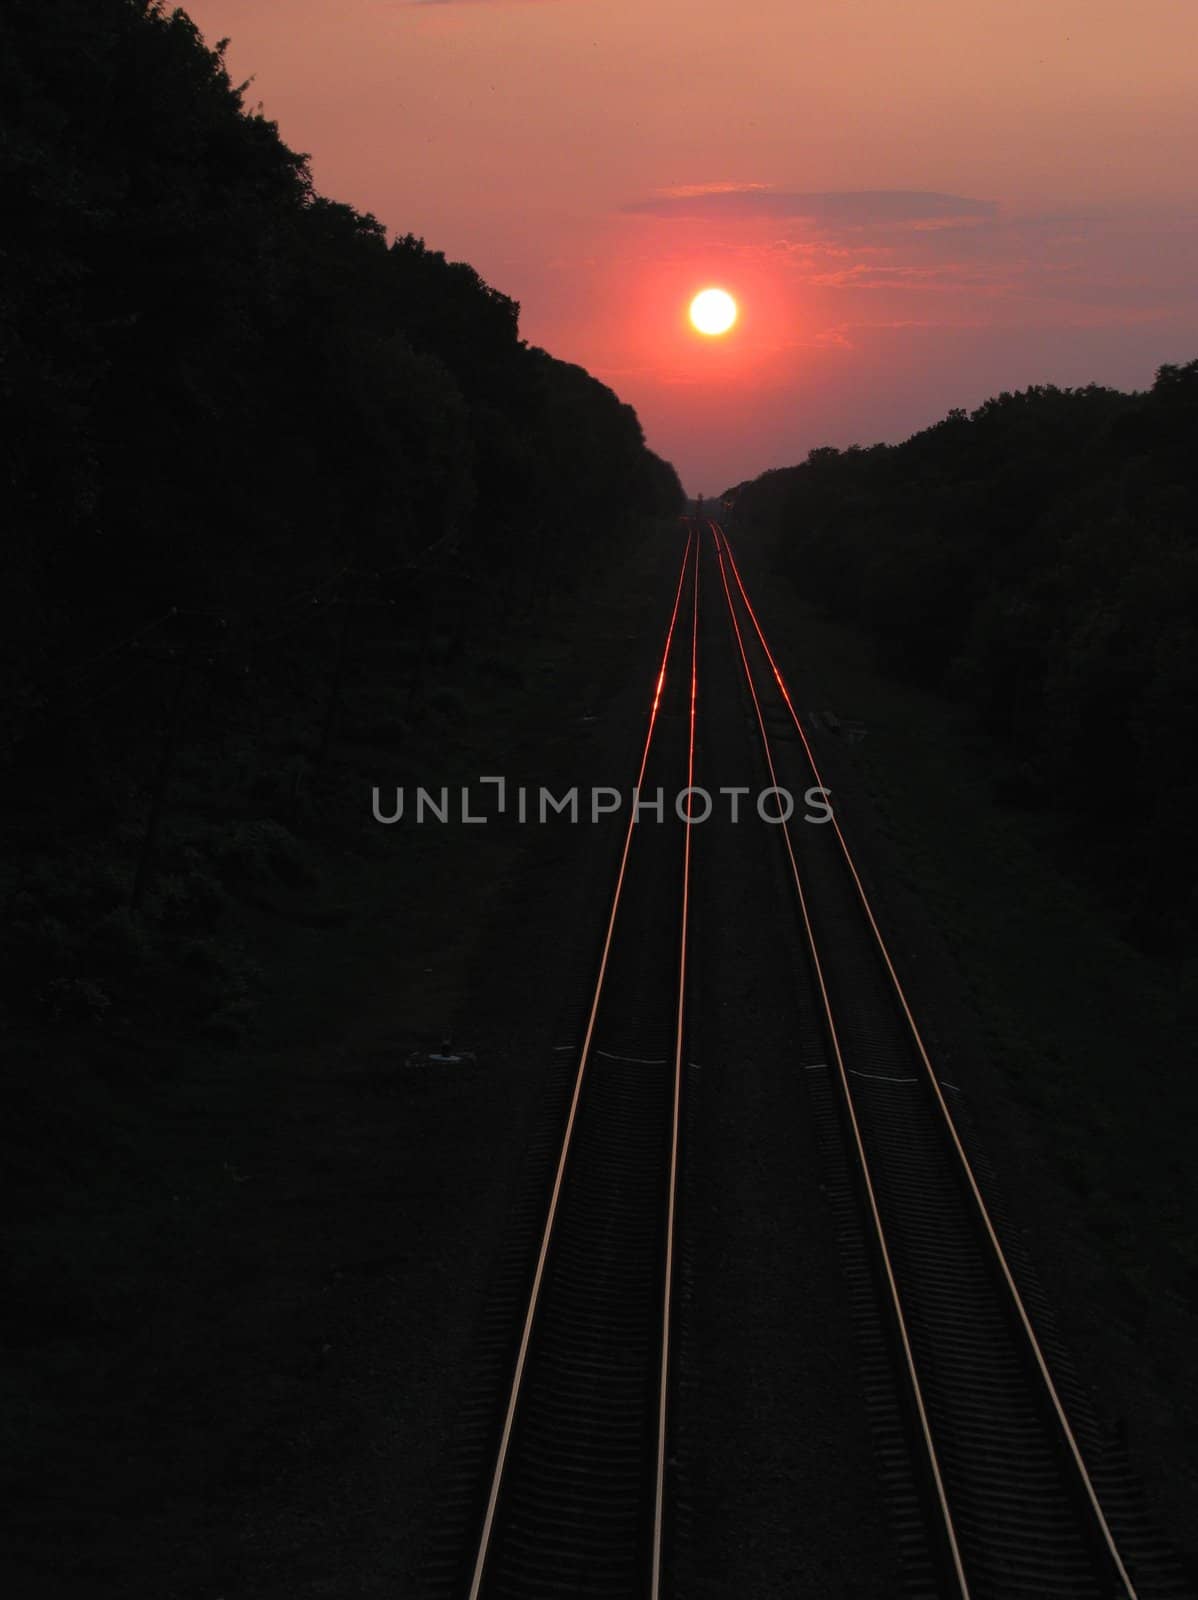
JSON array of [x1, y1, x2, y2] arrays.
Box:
[[690, 287, 737, 336]]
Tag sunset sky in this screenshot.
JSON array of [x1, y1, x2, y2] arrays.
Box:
[[184, 0, 1198, 491]]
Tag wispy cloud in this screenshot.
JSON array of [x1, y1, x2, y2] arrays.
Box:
[[807, 262, 1014, 291], [624, 188, 998, 227], [652, 180, 771, 200]]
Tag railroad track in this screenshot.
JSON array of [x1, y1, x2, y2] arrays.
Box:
[[707, 519, 1189, 1599], [422, 531, 701, 1599], [420, 518, 1186, 1599]]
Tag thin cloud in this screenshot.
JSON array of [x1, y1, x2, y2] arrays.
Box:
[[624, 188, 998, 227], [653, 181, 771, 199], [808, 262, 1013, 290]]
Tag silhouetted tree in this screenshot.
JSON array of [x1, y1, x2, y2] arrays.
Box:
[[727, 365, 1198, 954]]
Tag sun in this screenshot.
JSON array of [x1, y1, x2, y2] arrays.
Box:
[[689, 287, 737, 336]]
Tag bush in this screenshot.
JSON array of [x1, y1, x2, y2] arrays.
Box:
[[207, 819, 312, 888]]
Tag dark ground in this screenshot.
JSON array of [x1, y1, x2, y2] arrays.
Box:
[[6, 520, 1196, 1595], [4, 527, 685, 1597]]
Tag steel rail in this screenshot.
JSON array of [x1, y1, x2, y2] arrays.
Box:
[[712, 519, 1138, 1599], [466, 531, 694, 1600], [710, 527, 972, 1597], [650, 538, 700, 1600]]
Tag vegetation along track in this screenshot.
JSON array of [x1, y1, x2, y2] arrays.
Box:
[[710, 518, 1190, 1600]]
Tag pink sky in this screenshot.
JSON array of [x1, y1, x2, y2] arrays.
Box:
[[185, 0, 1198, 490]]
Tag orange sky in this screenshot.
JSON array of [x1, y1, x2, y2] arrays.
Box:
[[184, 0, 1198, 490]]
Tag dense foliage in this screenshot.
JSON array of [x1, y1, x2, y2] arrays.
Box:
[[0, 0, 682, 1028], [725, 366, 1198, 955]]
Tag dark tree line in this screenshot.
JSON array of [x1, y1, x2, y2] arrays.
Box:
[[0, 0, 682, 1028], [725, 366, 1198, 957], [0, 0, 680, 689]]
